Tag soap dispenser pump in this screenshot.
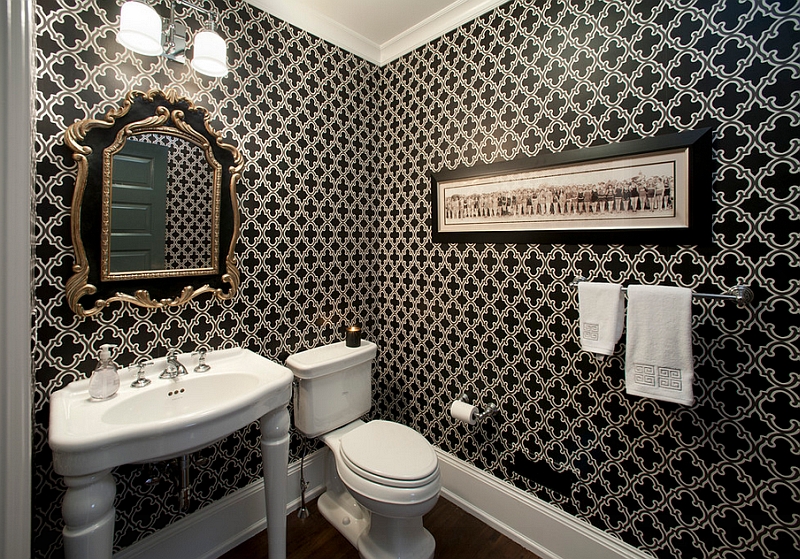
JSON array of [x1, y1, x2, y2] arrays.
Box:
[[88, 344, 120, 400]]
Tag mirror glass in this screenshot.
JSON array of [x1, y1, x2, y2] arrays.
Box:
[[106, 132, 217, 278], [64, 89, 242, 317]]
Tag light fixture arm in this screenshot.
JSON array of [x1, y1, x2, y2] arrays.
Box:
[[172, 0, 217, 29], [163, 0, 178, 55], [163, 0, 218, 58]]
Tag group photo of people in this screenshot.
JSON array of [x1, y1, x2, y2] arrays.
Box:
[[443, 166, 676, 226]]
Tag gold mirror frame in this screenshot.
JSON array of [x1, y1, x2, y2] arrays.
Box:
[[64, 89, 243, 317]]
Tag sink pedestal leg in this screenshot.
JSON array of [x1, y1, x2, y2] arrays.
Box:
[[260, 406, 289, 559], [61, 469, 115, 559]]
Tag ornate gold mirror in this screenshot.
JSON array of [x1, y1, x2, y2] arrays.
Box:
[[64, 89, 243, 317]]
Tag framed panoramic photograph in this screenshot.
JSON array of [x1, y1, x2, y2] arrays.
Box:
[[431, 128, 711, 245]]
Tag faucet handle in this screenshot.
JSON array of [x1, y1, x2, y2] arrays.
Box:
[[160, 350, 182, 379], [192, 348, 211, 373], [130, 359, 153, 388]]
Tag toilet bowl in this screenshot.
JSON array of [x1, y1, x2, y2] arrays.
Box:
[[286, 341, 441, 559], [322, 419, 440, 559]]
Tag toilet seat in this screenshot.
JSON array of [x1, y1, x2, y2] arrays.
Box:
[[339, 420, 438, 489]]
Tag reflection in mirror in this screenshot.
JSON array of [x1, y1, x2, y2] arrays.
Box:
[[107, 133, 216, 277], [64, 89, 243, 317]]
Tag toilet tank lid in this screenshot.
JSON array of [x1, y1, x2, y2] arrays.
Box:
[[286, 340, 377, 379]]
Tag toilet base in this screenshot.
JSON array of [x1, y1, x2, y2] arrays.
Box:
[[358, 514, 435, 559], [317, 490, 369, 548], [317, 489, 435, 559]]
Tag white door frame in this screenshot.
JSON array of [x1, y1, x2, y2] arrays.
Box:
[[0, 0, 34, 557]]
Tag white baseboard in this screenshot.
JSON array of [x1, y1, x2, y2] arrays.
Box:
[[435, 449, 655, 559], [115, 447, 653, 559], [113, 449, 328, 559]]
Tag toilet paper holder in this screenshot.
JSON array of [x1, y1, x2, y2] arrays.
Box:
[[456, 394, 499, 422]]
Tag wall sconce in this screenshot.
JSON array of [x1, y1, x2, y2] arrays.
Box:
[[116, 0, 228, 77]]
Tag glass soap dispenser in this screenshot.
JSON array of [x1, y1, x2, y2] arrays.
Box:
[[88, 344, 120, 400]]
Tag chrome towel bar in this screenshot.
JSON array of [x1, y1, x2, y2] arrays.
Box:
[[570, 276, 754, 308]]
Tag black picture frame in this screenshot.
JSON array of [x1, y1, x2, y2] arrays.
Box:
[[430, 128, 712, 245]]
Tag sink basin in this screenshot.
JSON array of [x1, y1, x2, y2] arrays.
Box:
[[48, 346, 293, 559], [50, 347, 292, 475], [101, 372, 261, 426]]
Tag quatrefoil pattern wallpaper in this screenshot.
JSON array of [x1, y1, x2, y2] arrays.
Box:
[[34, 0, 379, 555], [33, 1, 798, 558]]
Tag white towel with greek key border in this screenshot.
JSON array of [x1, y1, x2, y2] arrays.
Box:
[[578, 282, 624, 358], [625, 285, 695, 405]]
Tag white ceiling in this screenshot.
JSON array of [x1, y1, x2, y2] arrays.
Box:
[[246, 0, 510, 66]]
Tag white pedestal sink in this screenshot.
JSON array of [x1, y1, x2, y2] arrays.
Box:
[[48, 347, 294, 559]]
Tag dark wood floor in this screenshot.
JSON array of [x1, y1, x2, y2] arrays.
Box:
[[220, 496, 541, 559]]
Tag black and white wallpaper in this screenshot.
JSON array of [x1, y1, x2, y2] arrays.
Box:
[[33, 1, 799, 559], [34, 0, 379, 556]]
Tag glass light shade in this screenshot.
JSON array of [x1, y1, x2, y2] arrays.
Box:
[[117, 1, 163, 56], [191, 29, 228, 77]]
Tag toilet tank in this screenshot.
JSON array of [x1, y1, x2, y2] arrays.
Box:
[[286, 340, 377, 438]]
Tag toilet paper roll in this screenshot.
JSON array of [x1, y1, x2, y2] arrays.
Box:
[[450, 400, 478, 425]]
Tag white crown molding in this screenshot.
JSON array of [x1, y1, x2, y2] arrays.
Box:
[[379, 0, 510, 65], [246, 0, 511, 66], [246, 0, 382, 64]]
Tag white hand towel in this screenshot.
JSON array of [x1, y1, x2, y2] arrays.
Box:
[[625, 285, 695, 405], [578, 282, 625, 358]]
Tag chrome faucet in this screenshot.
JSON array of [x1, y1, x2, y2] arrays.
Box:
[[159, 349, 188, 379]]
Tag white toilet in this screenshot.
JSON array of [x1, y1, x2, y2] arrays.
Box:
[[286, 340, 440, 559]]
